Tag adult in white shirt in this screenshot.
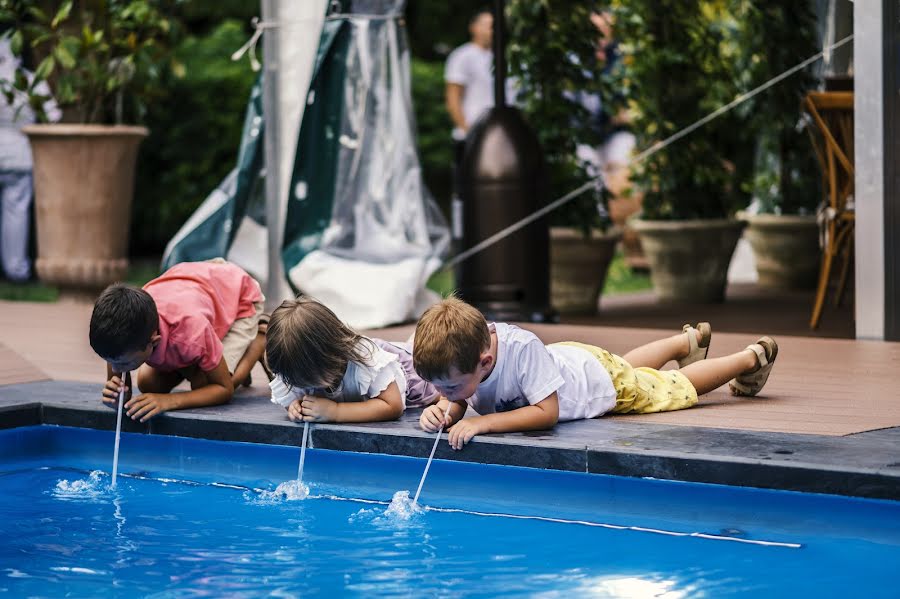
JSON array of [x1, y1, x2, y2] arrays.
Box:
[[444, 9, 494, 143], [0, 39, 60, 281]]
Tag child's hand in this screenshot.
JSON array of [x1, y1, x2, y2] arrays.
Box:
[[125, 393, 172, 422], [288, 395, 339, 423], [420, 404, 451, 432], [286, 399, 304, 422], [101, 375, 132, 409], [447, 417, 485, 450]]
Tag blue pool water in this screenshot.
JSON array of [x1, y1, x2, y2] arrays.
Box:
[[1, 426, 899, 597]]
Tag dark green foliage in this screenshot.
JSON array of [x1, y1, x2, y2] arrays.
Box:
[[411, 57, 453, 211], [130, 20, 255, 255], [405, 0, 486, 60], [738, 1, 820, 214], [611, 0, 752, 220], [507, 1, 617, 233], [0, 0, 181, 124]]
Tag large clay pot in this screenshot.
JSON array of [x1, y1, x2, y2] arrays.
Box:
[[744, 213, 820, 290], [630, 218, 746, 302], [550, 227, 621, 314], [23, 124, 147, 292]]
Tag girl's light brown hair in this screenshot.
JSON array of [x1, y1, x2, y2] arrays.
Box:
[[413, 296, 490, 380], [265, 296, 371, 390]]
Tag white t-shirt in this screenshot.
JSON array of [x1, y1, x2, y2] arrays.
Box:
[[269, 338, 409, 409], [445, 42, 494, 140], [466, 323, 617, 422]]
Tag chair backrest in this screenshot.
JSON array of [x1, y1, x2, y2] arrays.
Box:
[[804, 91, 854, 214]]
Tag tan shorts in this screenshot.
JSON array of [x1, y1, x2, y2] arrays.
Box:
[[221, 300, 265, 373]]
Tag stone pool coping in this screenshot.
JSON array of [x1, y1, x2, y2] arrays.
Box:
[[2, 380, 899, 501]]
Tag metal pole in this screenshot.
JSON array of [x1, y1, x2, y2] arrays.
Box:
[[853, 2, 886, 339], [492, 0, 506, 107], [261, 0, 282, 308]]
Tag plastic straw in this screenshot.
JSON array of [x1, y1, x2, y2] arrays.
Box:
[[412, 403, 451, 507], [111, 371, 127, 489]]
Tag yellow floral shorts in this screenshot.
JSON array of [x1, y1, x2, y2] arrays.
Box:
[[554, 341, 698, 415]]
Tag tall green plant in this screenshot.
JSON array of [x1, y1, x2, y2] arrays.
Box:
[[131, 20, 255, 255], [0, 0, 180, 124], [507, 0, 617, 233], [611, 0, 747, 220], [737, 1, 820, 215]]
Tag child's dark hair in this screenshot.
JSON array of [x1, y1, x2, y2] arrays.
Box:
[[89, 283, 158, 359], [266, 296, 371, 390]]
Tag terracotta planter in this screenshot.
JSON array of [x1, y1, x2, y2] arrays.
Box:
[[743, 213, 820, 290], [550, 227, 621, 314], [23, 124, 147, 292], [630, 218, 746, 302]]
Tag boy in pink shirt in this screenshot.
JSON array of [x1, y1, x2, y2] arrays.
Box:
[[89, 259, 267, 421]]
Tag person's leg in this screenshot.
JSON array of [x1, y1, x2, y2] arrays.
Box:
[[136, 364, 183, 394], [600, 131, 636, 198], [623, 327, 704, 370], [0, 172, 34, 281], [221, 301, 264, 387], [680, 344, 772, 397], [231, 326, 266, 386]]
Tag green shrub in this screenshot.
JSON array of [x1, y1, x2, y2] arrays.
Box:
[[411, 57, 453, 212], [507, 1, 616, 233], [131, 20, 255, 255], [0, 0, 180, 124], [611, 0, 749, 220], [738, 1, 820, 215]]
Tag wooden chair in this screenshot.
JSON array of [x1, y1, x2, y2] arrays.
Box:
[[804, 91, 854, 329]]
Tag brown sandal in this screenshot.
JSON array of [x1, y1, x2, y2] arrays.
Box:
[[729, 337, 778, 397]]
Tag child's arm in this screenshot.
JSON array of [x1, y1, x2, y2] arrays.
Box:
[[125, 358, 234, 422], [295, 381, 405, 423], [420, 398, 468, 432], [446, 392, 559, 450]]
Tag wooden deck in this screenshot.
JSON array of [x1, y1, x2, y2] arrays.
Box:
[[1, 292, 896, 437]]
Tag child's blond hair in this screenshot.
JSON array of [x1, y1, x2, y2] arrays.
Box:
[[413, 296, 490, 380]]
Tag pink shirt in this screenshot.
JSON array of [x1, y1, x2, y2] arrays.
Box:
[[143, 261, 263, 372]]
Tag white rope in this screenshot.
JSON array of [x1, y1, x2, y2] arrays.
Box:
[[442, 34, 855, 271], [231, 10, 403, 71]]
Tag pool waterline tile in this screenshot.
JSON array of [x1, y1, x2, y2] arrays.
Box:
[[0, 380, 898, 501]]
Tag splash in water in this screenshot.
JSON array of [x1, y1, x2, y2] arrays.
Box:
[[350, 490, 423, 524], [250, 480, 310, 504], [53, 470, 109, 500], [384, 490, 422, 519]]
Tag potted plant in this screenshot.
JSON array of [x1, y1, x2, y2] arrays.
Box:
[[610, 0, 750, 302], [0, 0, 177, 293], [739, 1, 821, 290], [508, 1, 621, 315]]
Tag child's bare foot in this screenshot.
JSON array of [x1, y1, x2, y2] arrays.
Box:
[[729, 337, 778, 397], [678, 322, 712, 368]]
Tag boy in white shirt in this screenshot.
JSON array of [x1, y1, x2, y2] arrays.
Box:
[[414, 297, 778, 450]]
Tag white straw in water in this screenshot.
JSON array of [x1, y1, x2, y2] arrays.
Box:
[[111, 371, 127, 489], [412, 403, 451, 507], [297, 421, 310, 483]]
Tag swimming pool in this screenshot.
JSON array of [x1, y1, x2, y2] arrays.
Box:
[[2, 425, 899, 597]]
